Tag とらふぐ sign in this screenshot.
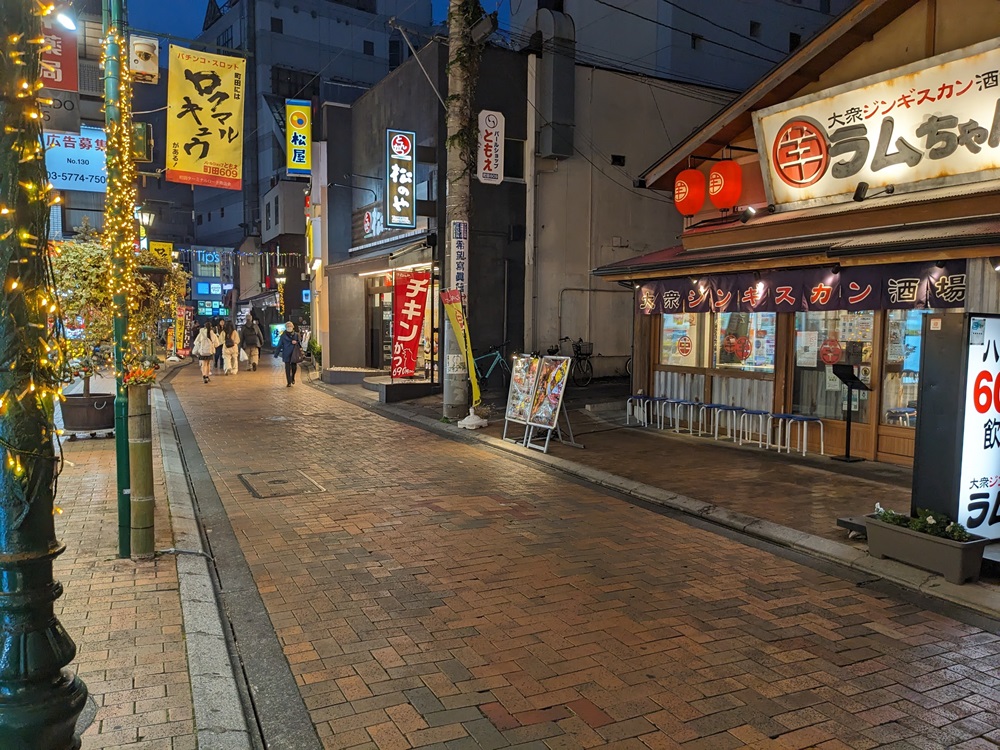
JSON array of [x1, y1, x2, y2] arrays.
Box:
[[285, 99, 311, 176], [386, 129, 416, 228], [754, 39, 1000, 208], [166, 45, 245, 190]]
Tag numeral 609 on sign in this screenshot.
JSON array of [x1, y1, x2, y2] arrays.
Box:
[[973, 370, 1000, 414]]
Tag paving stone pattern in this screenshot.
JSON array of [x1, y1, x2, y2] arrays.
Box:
[[175, 360, 1000, 749], [56, 431, 196, 748]]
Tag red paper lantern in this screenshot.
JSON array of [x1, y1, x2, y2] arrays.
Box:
[[674, 169, 706, 217], [708, 160, 742, 209]]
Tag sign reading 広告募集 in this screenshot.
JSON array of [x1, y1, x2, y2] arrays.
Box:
[[754, 39, 1000, 209], [166, 45, 245, 190]]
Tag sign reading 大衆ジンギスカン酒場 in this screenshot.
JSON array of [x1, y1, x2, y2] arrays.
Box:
[[754, 39, 1000, 209]]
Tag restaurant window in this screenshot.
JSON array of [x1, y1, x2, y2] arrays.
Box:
[[713, 311, 776, 374], [881, 309, 950, 428], [660, 313, 708, 368], [793, 310, 874, 423]]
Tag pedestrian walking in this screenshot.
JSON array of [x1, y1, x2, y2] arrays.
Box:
[[212, 322, 224, 371], [222, 321, 241, 375], [274, 321, 303, 387], [191, 325, 219, 383], [240, 317, 264, 371]]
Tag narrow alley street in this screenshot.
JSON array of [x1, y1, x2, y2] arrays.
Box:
[[159, 357, 1000, 750]]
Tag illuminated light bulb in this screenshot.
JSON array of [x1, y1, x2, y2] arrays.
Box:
[[53, 507, 63, 515], [10, 281, 18, 290]]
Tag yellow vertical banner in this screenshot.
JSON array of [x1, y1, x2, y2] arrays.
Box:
[[166, 45, 245, 190], [286, 99, 311, 176], [441, 289, 481, 407]]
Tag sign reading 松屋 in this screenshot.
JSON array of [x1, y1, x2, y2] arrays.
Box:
[[166, 45, 246, 190], [477, 110, 504, 184], [386, 129, 416, 228], [285, 99, 311, 176], [754, 39, 1000, 208]]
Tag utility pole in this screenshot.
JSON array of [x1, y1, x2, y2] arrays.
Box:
[[104, 0, 132, 558], [442, 0, 481, 419], [0, 2, 88, 745]]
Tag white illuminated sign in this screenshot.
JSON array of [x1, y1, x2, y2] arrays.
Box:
[[754, 39, 1000, 208], [477, 110, 504, 185], [44, 126, 107, 193], [959, 316, 1000, 540]]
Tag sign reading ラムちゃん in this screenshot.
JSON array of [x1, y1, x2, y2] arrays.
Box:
[[754, 39, 1000, 208]]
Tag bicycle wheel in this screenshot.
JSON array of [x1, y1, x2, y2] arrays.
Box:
[[572, 357, 594, 387], [625, 356, 632, 376]]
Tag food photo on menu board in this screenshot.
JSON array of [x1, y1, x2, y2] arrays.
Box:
[[506, 355, 540, 423], [528, 357, 570, 428]]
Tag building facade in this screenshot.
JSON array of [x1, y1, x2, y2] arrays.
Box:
[[510, 0, 854, 91], [596, 0, 1000, 466]]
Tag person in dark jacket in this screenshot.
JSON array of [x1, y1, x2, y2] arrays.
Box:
[[274, 321, 302, 386], [240, 318, 264, 371]]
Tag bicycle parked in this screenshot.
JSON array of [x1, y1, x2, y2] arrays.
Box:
[[472, 340, 511, 391], [548, 337, 594, 387]]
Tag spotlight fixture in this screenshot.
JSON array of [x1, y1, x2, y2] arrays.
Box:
[[853, 182, 895, 202], [739, 206, 757, 223]]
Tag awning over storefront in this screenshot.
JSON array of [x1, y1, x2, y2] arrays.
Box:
[[593, 215, 1000, 280], [326, 238, 432, 276]]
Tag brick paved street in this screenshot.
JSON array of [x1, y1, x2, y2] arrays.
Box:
[[168, 359, 1000, 749], [56, 424, 196, 748]]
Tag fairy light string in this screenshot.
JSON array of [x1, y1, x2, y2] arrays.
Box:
[[100, 35, 142, 384], [0, 0, 73, 518]]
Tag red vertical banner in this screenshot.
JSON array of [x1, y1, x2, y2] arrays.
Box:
[[41, 20, 79, 92], [391, 271, 431, 378]]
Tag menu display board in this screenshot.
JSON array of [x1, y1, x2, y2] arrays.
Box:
[[527, 357, 571, 429], [505, 355, 541, 424]]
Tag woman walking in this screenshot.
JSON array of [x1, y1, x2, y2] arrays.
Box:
[[274, 321, 303, 387], [212, 322, 224, 372], [192, 325, 219, 383], [222, 321, 241, 375]]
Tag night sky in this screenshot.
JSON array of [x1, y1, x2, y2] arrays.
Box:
[[129, 0, 455, 41]]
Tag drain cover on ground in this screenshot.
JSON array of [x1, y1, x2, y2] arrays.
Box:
[[238, 470, 326, 498]]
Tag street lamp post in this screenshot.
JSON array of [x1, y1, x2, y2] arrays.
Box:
[[104, 0, 131, 559]]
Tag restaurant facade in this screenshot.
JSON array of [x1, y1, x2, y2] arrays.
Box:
[[595, 0, 1000, 465]]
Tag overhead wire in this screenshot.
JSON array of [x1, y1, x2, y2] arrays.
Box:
[[654, 0, 790, 56], [586, 0, 783, 65]]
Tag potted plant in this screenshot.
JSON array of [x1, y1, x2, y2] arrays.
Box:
[[51, 218, 116, 433], [865, 504, 990, 584]]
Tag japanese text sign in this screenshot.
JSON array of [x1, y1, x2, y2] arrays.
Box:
[[635, 260, 967, 315], [44, 126, 107, 193], [391, 271, 430, 378], [754, 39, 1000, 207], [477, 110, 505, 184], [450, 220, 469, 306], [960, 315, 1000, 539], [40, 19, 78, 93], [442, 289, 481, 406], [166, 45, 245, 190], [285, 99, 311, 176], [386, 129, 416, 228]]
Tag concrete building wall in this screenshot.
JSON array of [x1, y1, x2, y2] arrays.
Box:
[[530, 65, 730, 376], [511, 0, 853, 91]]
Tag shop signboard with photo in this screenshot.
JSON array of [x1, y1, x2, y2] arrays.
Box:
[[503, 354, 541, 442], [755, 40, 1000, 209]]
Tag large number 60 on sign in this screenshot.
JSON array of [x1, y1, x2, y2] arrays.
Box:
[[959, 316, 1000, 539]]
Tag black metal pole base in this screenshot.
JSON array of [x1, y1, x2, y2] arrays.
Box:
[[0, 670, 88, 749], [831, 455, 866, 463]]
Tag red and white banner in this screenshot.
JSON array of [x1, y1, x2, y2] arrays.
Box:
[[391, 271, 430, 378], [41, 20, 79, 93]]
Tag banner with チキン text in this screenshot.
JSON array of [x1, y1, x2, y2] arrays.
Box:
[[391, 271, 430, 378], [166, 46, 245, 190]]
